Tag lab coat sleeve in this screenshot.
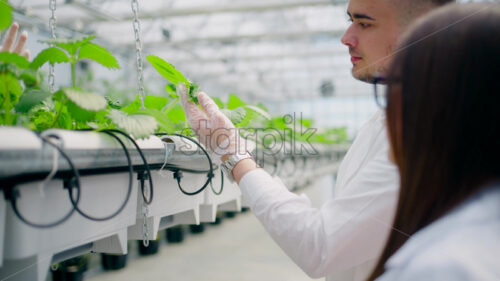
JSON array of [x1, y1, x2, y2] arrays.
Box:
[[239, 152, 399, 278]]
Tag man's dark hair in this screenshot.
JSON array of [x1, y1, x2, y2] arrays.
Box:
[[391, 0, 455, 24]]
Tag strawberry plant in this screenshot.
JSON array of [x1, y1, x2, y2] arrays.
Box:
[[0, 16, 159, 138], [146, 55, 271, 126], [146, 55, 200, 103], [145, 55, 350, 145], [34, 35, 119, 86], [26, 36, 133, 132], [0, 52, 43, 125], [1, 0, 347, 143]]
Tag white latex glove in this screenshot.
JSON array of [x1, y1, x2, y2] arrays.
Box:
[[178, 84, 253, 162], [1, 23, 30, 59]]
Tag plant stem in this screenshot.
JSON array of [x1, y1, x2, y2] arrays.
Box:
[[1, 74, 12, 125], [51, 98, 66, 128], [162, 98, 179, 114], [71, 63, 76, 88]]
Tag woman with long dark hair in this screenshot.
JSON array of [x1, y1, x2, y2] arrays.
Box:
[[369, 3, 500, 280]]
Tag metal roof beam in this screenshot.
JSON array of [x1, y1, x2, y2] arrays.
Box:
[[52, 0, 346, 24], [123, 0, 340, 19], [129, 29, 345, 49], [160, 49, 346, 64]]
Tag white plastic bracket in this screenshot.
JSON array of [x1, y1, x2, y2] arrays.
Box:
[[199, 204, 217, 223], [92, 229, 128, 255], [218, 198, 242, 212]]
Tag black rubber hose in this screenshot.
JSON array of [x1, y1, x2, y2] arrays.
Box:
[[101, 129, 154, 205], [155, 133, 218, 196], [6, 134, 81, 228], [66, 130, 134, 221], [209, 170, 224, 195]]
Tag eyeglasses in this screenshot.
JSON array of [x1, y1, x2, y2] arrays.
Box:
[[373, 76, 388, 109]]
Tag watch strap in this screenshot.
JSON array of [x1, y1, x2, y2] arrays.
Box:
[[221, 152, 253, 183]]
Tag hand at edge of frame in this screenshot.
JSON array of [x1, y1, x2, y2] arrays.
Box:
[[1, 22, 30, 59]]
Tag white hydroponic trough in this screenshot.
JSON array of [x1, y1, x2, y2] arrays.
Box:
[[0, 127, 348, 281]]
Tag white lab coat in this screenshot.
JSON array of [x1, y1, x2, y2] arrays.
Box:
[[377, 185, 500, 281], [239, 110, 400, 281]]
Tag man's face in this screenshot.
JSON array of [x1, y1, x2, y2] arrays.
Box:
[[341, 0, 402, 82]]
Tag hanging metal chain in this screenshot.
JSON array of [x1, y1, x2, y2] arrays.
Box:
[[132, 0, 149, 245], [131, 0, 146, 109], [141, 178, 150, 247], [132, 0, 148, 246], [139, 172, 151, 247], [142, 204, 150, 247], [48, 0, 57, 93]]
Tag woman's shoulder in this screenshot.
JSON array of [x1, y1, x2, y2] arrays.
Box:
[[380, 185, 500, 280], [380, 241, 500, 280]]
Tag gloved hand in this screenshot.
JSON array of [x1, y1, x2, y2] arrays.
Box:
[[178, 83, 253, 162], [1, 23, 30, 59]]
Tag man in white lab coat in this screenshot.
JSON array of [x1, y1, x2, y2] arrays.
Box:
[[179, 0, 454, 280]]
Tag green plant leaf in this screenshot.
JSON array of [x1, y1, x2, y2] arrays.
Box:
[[187, 83, 200, 103], [30, 47, 70, 69], [268, 116, 291, 130], [0, 52, 30, 68], [120, 96, 141, 114], [146, 56, 200, 103], [0, 0, 12, 31], [221, 107, 246, 125], [19, 68, 42, 86], [147, 55, 189, 86], [29, 107, 55, 131], [256, 102, 268, 113], [143, 96, 169, 110], [300, 119, 313, 128], [212, 97, 225, 109], [67, 100, 96, 122], [121, 95, 170, 114], [57, 106, 73, 129], [42, 35, 96, 57], [136, 108, 175, 133], [316, 127, 348, 144], [165, 84, 178, 98], [89, 110, 113, 130], [165, 102, 186, 124], [0, 72, 23, 110], [235, 105, 272, 128], [52, 89, 65, 103], [101, 81, 133, 109], [15, 89, 51, 113], [107, 109, 158, 139], [63, 87, 107, 111], [105, 96, 123, 109], [78, 43, 120, 69], [244, 105, 271, 120], [227, 94, 246, 110]]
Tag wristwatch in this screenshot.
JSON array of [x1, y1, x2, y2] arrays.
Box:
[[220, 151, 253, 183]]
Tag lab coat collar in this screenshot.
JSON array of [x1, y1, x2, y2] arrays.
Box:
[[335, 109, 389, 195]]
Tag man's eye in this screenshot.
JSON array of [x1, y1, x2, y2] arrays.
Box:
[[359, 23, 371, 28]]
